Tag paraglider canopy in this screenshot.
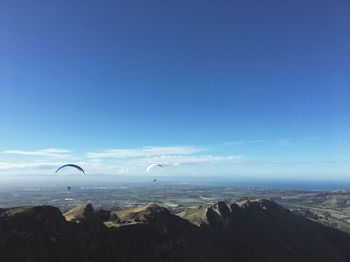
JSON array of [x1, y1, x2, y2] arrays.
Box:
[[146, 163, 163, 173], [55, 164, 85, 175]]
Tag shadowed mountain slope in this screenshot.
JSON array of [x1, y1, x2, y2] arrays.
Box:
[[1, 199, 350, 262], [186, 199, 350, 262]]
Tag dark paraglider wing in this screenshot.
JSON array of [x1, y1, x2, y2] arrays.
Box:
[[55, 164, 85, 175]]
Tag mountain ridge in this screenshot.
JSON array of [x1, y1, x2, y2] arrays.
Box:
[[1, 199, 350, 262]]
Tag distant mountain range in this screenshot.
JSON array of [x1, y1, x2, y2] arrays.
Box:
[[1, 199, 350, 262]]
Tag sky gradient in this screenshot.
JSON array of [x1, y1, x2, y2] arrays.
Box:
[[1, 0, 349, 180]]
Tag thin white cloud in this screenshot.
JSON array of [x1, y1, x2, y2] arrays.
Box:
[[145, 155, 243, 166], [224, 139, 268, 146], [307, 136, 320, 141], [0, 161, 64, 170], [248, 139, 268, 143], [3, 148, 72, 158], [277, 138, 301, 147], [118, 166, 133, 174], [238, 160, 344, 166], [278, 138, 291, 146], [223, 141, 244, 145], [0, 160, 116, 173], [0, 145, 244, 175], [86, 146, 205, 158]]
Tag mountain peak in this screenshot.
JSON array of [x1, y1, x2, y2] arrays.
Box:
[[63, 203, 96, 223], [112, 203, 170, 224]]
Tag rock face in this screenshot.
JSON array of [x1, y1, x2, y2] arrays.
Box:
[[0, 206, 69, 261], [1, 199, 350, 262], [197, 199, 350, 262], [94, 209, 112, 222]]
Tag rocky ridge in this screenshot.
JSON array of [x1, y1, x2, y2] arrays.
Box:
[[1, 199, 350, 262]]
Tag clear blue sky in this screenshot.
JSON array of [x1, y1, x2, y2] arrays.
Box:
[[0, 0, 349, 179]]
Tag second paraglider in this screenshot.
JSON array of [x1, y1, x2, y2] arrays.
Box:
[[146, 163, 163, 173]]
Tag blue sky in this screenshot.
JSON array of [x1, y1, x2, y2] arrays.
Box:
[[0, 0, 349, 179]]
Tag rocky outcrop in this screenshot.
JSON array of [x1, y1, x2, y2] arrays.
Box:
[[94, 209, 112, 222], [0, 206, 71, 261], [112, 203, 171, 224], [0, 205, 66, 243], [202, 199, 287, 226], [0, 205, 65, 231], [196, 199, 350, 262], [63, 203, 97, 223]]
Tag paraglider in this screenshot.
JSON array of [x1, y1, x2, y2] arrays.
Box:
[[146, 163, 163, 173], [55, 164, 85, 192], [55, 164, 85, 175]]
